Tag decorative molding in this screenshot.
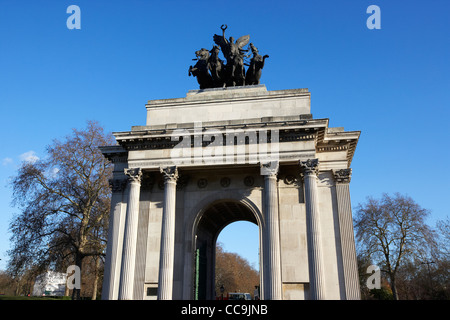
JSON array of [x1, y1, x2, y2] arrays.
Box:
[[279, 132, 315, 143], [317, 145, 348, 152], [283, 174, 296, 185], [220, 177, 231, 188], [244, 176, 255, 186], [197, 178, 208, 188], [126, 152, 316, 169], [107, 155, 129, 163], [116, 125, 316, 151], [124, 168, 142, 184], [333, 168, 352, 184], [109, 178, 127, 192], [300, 158, 319, 176], [99, 146, 128, 163], [160, 166, 178, 183]]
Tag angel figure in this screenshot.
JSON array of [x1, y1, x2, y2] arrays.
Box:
[[213, 24, 250, 86]]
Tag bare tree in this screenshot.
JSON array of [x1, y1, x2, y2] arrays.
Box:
[[215, 242, 259, 299], [354, 193, 435, 300], [436, 217, 450, 258], [8, 121, 114, 299]]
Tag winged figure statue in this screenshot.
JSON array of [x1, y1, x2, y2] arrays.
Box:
[[213, 25, 250, 86], [188, 25, 268, 89]]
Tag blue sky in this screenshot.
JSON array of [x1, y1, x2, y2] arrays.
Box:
[[1, 0, 449, 271]]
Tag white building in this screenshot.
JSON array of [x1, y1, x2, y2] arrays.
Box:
[[32, 271, 66, 296]]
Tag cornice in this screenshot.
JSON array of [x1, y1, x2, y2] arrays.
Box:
[[106, 118, 360, 167], [99, 145, 128, 163], [146, 87, 310, 109]]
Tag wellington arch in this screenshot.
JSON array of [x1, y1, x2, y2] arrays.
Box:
[[99, 84, 361, 300]]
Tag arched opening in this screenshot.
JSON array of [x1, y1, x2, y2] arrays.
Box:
[[193, 200, 262, 300], [216, 221, 260, 299]]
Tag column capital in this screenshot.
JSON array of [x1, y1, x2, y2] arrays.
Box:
[[333, 168, 352, 184], [260, 161, 279, 177], [160, 166, 178, 183], [124, 168, 142, 184], [300, 158, 319, 176]]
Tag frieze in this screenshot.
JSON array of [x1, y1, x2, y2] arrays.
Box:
[[117, 128, 316, 151], [220, 177, 231, 188], [197, 178, 208, 188], [244, 176, 255, 186], [107, 155, 128, 163], [126, 152, 317, 169]]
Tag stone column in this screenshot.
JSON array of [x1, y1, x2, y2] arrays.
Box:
[[300, 159, 326, 300], [118, 168, 142, 300], [260, 161, 282, 300], [333, 169, 360, 300], [102, 177, 127, 300], [157, 166, 178, 300]]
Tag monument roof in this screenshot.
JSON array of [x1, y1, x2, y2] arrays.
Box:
[[146, 85, 309, 107]]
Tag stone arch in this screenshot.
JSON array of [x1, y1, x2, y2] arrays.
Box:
[[185, 190, 264, 300]]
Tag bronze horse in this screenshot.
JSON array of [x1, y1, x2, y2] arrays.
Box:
[[188, 48, 213, 89], [208, 46, 226, 88], [188, 25, 269, 89], [245, 43, 269, 85]]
